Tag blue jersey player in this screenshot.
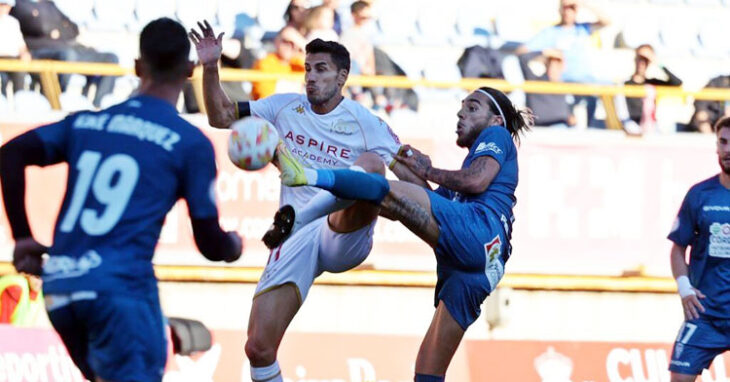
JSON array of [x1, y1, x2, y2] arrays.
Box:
[[668, 116, 730, 382], [0, 19, 242, 382], [275, 87, 532, 380]]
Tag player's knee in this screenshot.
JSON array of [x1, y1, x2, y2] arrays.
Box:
[[353, 152, 385, 175], [244, 337, 277, 366]]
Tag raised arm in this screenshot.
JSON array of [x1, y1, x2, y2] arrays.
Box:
[[189, 20, 238, 129]]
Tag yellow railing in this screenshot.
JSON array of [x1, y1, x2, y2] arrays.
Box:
[[0, 262, 676, 292], [2, 59, 730, 128]]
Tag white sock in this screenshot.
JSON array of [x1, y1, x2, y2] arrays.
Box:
[[294, 165, 366, 228], [251, 361, 283, 382]]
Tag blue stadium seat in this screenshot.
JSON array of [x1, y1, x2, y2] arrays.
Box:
[[218, 0, 259, 36], [92, 0, 136, 32], [455, 0, 494, 47], [698, 20, 730, 56], [177, 0, 218, 30], [13, 91, 51, 114], [658, 20, 698, 56], [494, 11, 534, 44]]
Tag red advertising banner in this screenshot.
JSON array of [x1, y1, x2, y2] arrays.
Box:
[[0, 120, 719, 276], [5, 325, 730, 382]]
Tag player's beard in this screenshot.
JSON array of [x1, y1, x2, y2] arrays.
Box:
[[719, 156, 730, 174], [307, 85, 339, 106]]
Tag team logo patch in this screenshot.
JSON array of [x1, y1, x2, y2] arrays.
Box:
[[293, 104, 305, 114], [475, 142, 502, 155], [709, 222, 730, 258], [484, 235, 502, 262]]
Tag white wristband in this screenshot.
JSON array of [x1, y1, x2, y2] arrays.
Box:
[[676, 275, 696, 298]]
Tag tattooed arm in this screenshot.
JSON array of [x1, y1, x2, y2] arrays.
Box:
[[396, 146, 500, 194]]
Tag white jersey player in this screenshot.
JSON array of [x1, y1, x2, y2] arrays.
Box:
[[190, 21, 424, 382]]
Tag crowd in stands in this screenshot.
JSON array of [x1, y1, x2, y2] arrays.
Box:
[[0, 0, 729, 134]]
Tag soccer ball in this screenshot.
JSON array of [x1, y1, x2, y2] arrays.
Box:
[[227, 117, 280, 171]]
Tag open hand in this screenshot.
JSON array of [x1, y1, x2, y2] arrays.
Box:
[[189, 20, 224, 68], [682, 288, 706, 320]]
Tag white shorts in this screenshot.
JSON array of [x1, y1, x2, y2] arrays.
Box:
[[254, 216, 376, 302]]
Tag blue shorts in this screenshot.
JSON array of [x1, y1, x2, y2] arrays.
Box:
[[45, 291, 167, 382], [428, 191, 508, 330], [669, 317, 730, 376]]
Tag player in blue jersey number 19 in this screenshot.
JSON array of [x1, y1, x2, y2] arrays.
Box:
[[668, 116, 730, 382], [0, 19, 242, 382]]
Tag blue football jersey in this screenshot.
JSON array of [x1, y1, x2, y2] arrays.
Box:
[[435, 126, 518, 235], [34, 95, 219, 295], [669, 175, 730, 319]]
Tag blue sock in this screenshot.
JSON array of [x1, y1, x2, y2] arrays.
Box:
[[313, 169, 389, 203], [414, 374, 444, 382]]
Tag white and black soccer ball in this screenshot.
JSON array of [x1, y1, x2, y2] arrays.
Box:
[[227, 117, 279, 171]]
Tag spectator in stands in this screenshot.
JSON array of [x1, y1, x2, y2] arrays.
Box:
[[0, 272, 44, 326], [516, 0, 610, 128], [303, 5, 338, 42], [0, 0, 29, 95], [340, 1, 386, 109], [690, 75, 730, 134], [322, 0, 342, 35], [284, 0, 309, 37], [10, 0, 117, 107], [624, 44, 682, 125], [251, 26, 305, 100], [519, 49, 575, 127]]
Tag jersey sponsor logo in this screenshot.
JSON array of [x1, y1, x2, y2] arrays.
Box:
[[484, 235, 502, 262], [330, 121, 357, 135], [704, 205, 730, 212], [293, 104, 305, 114], [43, 250, 103, 281], [670, 359, 691, 368], [475, 142, 503, 155], [283, 131, 352, 159], [709, 222, 730, 258]]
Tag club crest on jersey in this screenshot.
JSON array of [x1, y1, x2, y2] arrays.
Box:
[[484, 235, 502, 262], [330, 121, 357, 135], [293, 104, 305, 114]]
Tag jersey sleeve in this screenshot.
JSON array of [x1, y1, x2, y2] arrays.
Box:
[[180, 136, 219, 219], [248, 93, 299, 123], [668, 190, 697, 247], [471, 127, 512, 166], [33, 115, 74, 165], [364, 115, 402, 169]]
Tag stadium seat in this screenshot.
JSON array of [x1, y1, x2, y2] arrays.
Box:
[[135, 0, 177, 28], [375, 0, 419, 45], [454, 0, 494, 47], [619, 18, 661, 48], [55, 0, 95, 27], [217, 0, 258, 36], [697, 20, 730, 56], [414, 0, 459, 46], [686, 0, 721, 5], [13, 91, 52, 114], [649, 0, 682, 4], [60, 92, 94, 112], [658, 19, 698, 57], [256, 0, 288, 33], [177, 0, 218, 30], [91, 0, 136, 32], [0, 94, 8, 114], [494, 10, 535, 44]]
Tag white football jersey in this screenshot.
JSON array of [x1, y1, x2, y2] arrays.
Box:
[[250, 93, 402, 209]]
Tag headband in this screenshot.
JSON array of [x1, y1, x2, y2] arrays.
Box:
[[476, 89, 505, 127]]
